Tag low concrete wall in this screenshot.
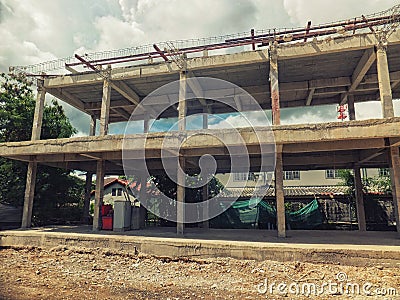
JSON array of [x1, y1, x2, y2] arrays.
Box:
[[1, 230, 399, 267]]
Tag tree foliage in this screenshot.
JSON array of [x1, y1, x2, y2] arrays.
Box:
[[337, 169, 392, 194], [0, 73, 84, 225]]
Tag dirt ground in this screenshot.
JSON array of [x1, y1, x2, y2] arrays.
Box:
[[0, 245, 399, 300]]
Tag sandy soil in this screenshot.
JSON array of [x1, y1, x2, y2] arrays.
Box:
[[0, 245, 399, 299]]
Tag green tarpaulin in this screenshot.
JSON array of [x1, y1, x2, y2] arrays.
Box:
[[210, 198, 325, 229]]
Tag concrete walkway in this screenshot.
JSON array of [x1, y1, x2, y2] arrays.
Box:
[[1, 226, 399, 266]]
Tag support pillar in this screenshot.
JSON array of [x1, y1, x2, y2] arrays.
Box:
[[376, 44, 395, 118], [389, 145, 400, 235], [275, 146, 286, 237], [201, 106, 209, 229], [143, 114, 149, 133], [93, 160, 105, 231], [21, 82, 46, 228], [31, 85, 46, 141], [269, 45, 281, 125], [177, 157, 185, 235], [99, 66, 111, 136], [201, 183, 209, 229], [138, 176, 147, 228], [82, 172, 93, 224], [202, 109, 208, 130], [82, 115, 96, 224], [348, 95, 356, 121], [21, 161, 38, 228], [354, 165, 366, 231], [177, 71, 187, 235]]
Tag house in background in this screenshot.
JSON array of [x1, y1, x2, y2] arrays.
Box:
[[216, 168, 388, 189], [90, 178, 132, 206]]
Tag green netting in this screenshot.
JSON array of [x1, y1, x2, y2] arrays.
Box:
[[210, 198, 325, 229]]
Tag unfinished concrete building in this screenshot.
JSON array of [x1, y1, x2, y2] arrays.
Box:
[[2, 6, 400, 238]]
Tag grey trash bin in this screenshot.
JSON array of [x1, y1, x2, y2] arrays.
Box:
[[113, 200, 131, 232]]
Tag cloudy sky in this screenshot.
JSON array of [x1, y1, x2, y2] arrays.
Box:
[[0, 0, 399, 135]]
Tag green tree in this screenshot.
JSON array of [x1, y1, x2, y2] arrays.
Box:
[[0, 73, 84, 225]]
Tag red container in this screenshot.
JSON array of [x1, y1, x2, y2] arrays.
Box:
[[102, 216, 113, 230], [102, 205, 112, 216]]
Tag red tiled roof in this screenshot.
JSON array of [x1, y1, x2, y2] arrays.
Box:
[[223, 185, 350, 198]]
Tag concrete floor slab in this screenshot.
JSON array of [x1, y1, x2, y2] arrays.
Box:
[[1, 226, 399, 267]]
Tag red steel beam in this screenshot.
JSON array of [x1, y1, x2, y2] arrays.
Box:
[[63, 13, 399, 70], [251, 28, 256, 50], [304, 21, 312, 42], [153, 44, 169, 62]]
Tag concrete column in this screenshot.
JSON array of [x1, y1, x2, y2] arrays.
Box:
[[348, 95, 356, 121], [177, 157, 185, 235], [269, 46, 281, 125], [21, 82, 46, 228], [177, 71, 187, 235], [202, 109, 208, 130], [354, 165, 366, 231], [201, 183, 209, 229], [178, 71, 187, 131], [138, 176, 147, 228], [99, 66, 111, 136], [376, 44, 395, 118], [21, 161, 37, 228], [389, 145, 400, 235], [82, 115, 96, 224], [82, 172, 93, 224], [143, 114, 149, 133], [89, 114, 96, 136], [93, 160, 105, 231], [275, 146, 286, 237], [31, 84, 46, 140], [201, 108, 209, 229]]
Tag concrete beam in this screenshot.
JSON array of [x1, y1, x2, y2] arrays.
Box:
[[277, 29, 400, 60], [1, 118, 400, 158], [187, 72, 206, 106], [340, 48, 376, 105], [45, 50, 270, 88], [111, 107, 131, 120], [305, 88, 316, 106], [110, 80, 140, 105]]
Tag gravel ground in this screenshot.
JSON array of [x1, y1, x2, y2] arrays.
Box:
[[0, 245, 399, 299]]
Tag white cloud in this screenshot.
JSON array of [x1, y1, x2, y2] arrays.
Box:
[[93, 15, 145, 51], [209, 111, 272, 129], [283, 0, 399, 25]]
